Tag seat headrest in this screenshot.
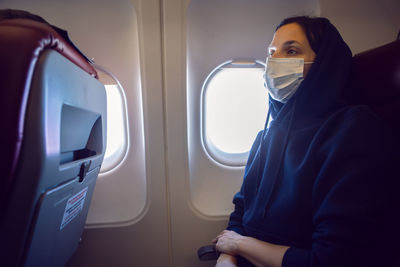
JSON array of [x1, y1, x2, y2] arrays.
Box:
[[0, 19, 97, 77], [348, 39, 400, 134], [0, 18, 97, 204]]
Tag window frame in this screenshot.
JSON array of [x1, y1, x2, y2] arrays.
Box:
[[200, 59, 266, 167], [93, 64, 130, 174]]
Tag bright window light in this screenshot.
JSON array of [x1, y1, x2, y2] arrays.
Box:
[[100, 84, 127, 172], [204, 66, 268, 163]]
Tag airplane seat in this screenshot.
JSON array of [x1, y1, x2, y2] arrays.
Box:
[[347, 34, 400, 135], [0, 18, 107, 267], [197, 34, 400, 262]]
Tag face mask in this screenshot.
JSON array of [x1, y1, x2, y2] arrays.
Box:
[[264, 57, 312, 103]]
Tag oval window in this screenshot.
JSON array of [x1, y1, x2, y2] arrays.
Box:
[[202, 60, 268, 166], [94, 64, 129, 173]]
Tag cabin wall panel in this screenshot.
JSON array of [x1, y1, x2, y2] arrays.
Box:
[[320, 0, 400, 54]]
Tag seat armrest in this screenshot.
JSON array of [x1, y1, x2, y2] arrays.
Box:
[[197, 244, 220, 261]]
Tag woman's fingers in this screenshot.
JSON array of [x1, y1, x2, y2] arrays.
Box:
[[213, 230, 230, 243], [215, 230, 243, 255]]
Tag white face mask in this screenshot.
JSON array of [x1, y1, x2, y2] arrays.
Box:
[[264, 57, 312, 103]]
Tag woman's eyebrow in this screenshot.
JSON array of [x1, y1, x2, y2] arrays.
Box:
[[282, 40, 302, 47]]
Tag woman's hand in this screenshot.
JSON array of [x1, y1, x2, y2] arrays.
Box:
[[213, 230, 245, 256], [213, 230, 289, 267], [215, 253, 237, 267]]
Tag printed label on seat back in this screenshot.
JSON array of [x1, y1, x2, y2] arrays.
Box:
[[60, 187, 88, 230]]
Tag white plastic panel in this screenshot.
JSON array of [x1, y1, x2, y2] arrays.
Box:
[[187, 0, 320, 217], [0, 0, 146, 226], [319, 0, 400, 54]]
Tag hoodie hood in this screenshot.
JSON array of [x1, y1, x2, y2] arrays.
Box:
[[253, 19, 353, 219], [269, 19, 353, 127]]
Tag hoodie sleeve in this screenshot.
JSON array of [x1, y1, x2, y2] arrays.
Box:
[[227, 131, 264, 235], [227, 191, 246, 235], [282, 107, 399, 267]]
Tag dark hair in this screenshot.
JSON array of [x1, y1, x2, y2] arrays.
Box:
[[276, 16, 328, 54], [0, 9, 48, 23]]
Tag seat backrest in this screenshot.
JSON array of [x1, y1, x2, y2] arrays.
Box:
[[348, 36, 400, 134], [0, 18, 106, 267], [349, 35, 400, 267]]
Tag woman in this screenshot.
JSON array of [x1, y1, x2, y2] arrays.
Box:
[[213, 16, 398, 267]]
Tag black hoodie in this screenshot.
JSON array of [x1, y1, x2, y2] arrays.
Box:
[[227, 19, 399, 267]]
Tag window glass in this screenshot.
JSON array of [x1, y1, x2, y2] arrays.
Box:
[[102, 84, 127, 169], [94, 65, 129, 174], [203, 62, 268, 165]]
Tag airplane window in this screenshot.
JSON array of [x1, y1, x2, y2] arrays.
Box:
[[101, 84, 129, 172], [94, 65, 129, 174], [202, 60, 268, 166]]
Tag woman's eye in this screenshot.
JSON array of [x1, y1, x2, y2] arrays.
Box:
[[287, 49, 297, 55]]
